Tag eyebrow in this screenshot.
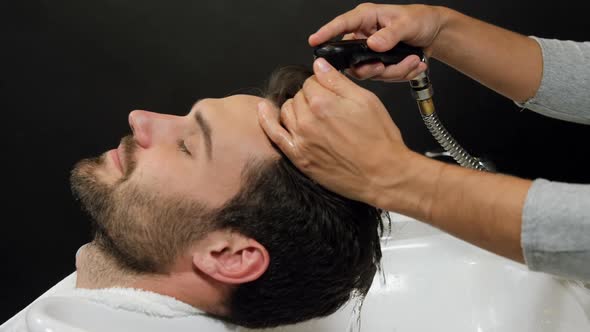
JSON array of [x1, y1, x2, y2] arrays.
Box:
[[193, 107, 213, 160]]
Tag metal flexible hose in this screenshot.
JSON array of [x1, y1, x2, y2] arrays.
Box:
[[409, 69, 492, 172], [420, 111, 489, 171]]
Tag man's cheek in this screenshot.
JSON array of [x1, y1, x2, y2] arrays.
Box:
[[129, 164, 192, 200]]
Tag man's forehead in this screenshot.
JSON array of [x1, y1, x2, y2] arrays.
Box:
[[191, 95, 280, 159], [190, 94, 271, 113]]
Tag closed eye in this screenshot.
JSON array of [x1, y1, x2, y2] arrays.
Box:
[[177, 139, 192, 156]]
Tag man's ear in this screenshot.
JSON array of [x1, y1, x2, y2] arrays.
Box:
[[192, 230, 269, 285]]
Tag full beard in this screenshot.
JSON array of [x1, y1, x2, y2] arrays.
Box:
[[70, 137, 211, 274]]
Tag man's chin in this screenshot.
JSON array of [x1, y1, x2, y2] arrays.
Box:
[[73, 155, 121, 186], [70, 156, 114, 213]]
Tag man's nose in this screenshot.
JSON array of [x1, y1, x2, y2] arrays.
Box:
[[128, 110, 185, 148], [128, 110, 154, 148]]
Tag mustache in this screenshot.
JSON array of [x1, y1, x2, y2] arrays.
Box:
[[119, 135, 138, 181]]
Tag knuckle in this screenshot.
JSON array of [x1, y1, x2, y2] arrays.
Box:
[[360, 89, 378, 104], [325, 77, 341, 90], [356, 68, 374, 80], [283, 97, 294, 109], [356, 2, 374, 11], [368, 91, 381, 103], [302, 77, 314, 92], [308, 94, 322, 107], [333, 16, 346, 30], [298, 118, 311, 133], [297, 117, 318, 135], [294, 90, 306, 105], [347, 69, 365, 80], [361, 85, 373, 95], [279, 109, 288, 123], [292, 139, 312, 170], [299, 159, 312, 171], [342, 33, 355, 40], [296, 153, 312, 170], [308, 95, 330, 112]]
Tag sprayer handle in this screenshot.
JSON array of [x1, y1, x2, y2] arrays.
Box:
[[313, 39, 424, 71]]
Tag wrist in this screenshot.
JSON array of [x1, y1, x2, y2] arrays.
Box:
[[371, 150, 446, 220], [429, 6, 458, 59]]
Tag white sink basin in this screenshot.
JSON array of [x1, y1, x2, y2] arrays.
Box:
[[5, 213, 590, 332], [269, 214, 590, 331], [359, 233, 590, 331]]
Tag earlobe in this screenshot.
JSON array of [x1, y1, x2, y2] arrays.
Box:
[[192, 233, 269, 285]]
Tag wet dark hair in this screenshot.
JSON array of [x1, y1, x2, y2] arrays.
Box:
[[213, 65, 385, 328]]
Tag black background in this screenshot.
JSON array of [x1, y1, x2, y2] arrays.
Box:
[[1, 0, 589, 322]]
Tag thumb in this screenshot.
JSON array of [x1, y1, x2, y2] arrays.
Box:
[[313, 57, 361, 97]]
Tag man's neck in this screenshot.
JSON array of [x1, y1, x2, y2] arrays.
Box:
[[74, 242, 232, 316], [75, 242, 139, 289]]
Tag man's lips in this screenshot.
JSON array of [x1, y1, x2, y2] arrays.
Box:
[[109, 146, 124, 173]]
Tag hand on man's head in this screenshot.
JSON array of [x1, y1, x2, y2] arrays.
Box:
[[258, 57, 412, 206]]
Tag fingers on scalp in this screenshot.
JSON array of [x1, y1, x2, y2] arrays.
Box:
[[258, 101, 277, 130], [280, 98, 296, 130], [258, 103, 292, 148], [292, 89, 309, 116]]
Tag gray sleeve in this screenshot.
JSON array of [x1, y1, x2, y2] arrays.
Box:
[[522, 179, 590, 281], [515, 37, 590, 125]]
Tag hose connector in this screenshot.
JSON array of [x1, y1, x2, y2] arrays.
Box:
[[409, 71, 434, 101]]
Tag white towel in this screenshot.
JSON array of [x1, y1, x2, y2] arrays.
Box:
[[0, 273, 213, 332], [61, 287, 202, 318]]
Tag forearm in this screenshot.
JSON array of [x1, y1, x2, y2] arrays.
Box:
[[375, 152, 532, 263], [431, 7, 543, 103]]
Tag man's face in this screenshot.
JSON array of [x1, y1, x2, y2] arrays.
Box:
[[70, 95, 278, 271]]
